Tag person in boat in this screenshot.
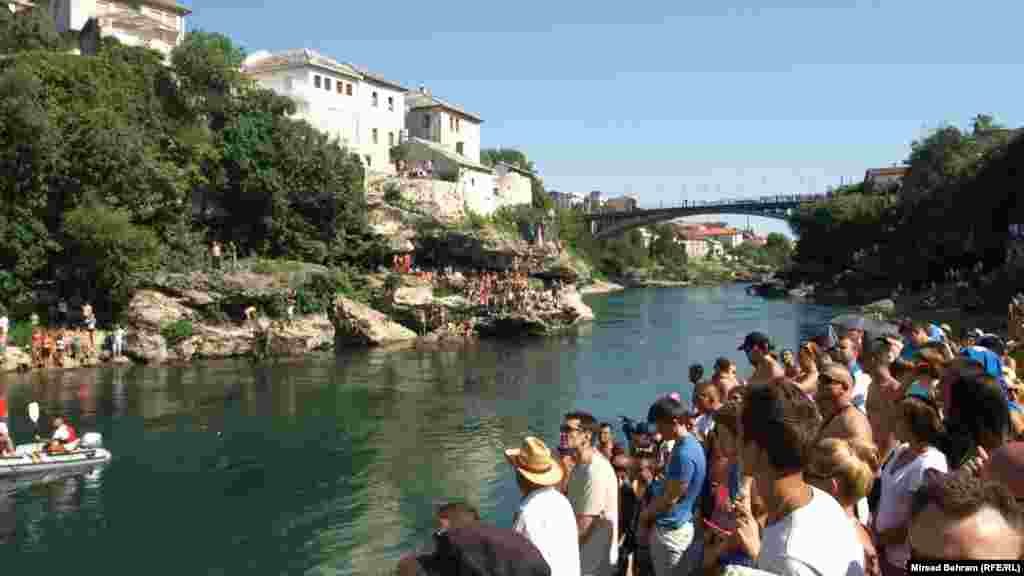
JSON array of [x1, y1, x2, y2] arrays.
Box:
[[51, 416, 78, 450], [0, 423, 14, 457]]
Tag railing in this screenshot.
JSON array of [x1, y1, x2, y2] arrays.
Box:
[[583, 192, 827, 217]]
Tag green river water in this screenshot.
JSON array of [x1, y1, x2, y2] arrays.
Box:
[[0, 283, 844, 574]]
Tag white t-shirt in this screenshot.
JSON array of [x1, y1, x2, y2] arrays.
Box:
[[876, 445, 948, 568], [114, 328, 126, 343], [567, 452, 619, 575], [696, 413, 715, 439], [852, 371, 871, 413], [758, 486, 866, 576], [514, 486, 581, 576], [0, 316, 8, 332]]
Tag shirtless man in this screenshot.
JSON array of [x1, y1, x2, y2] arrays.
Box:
[[815, 364, 873, 445], [738, 332, 785, 386], [865, 337, 909, 464]]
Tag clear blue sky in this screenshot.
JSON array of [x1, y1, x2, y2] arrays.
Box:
[[185, 1, 1021, 236]]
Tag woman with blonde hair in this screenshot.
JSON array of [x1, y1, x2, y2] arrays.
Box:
[[805, 437, 881, 576], [794, 342, 820, 398]]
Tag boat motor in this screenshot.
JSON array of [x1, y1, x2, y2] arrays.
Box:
[[80, 432, 103, 449]]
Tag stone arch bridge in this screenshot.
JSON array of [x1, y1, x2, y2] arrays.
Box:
[[581, 195, 824, 239]]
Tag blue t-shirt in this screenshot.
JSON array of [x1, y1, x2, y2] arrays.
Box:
[[655, 434, 706, 529]]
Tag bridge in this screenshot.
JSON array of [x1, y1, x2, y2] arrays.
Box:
[[581, 194, 827, 239]]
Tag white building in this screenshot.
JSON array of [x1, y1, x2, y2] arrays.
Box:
[[493, 162, 533, 208], [405, 86, 482, 164], [241, 49, 408, 174], [41, 0, 190, 57], [350, 64, 407, 173], [549, 190, 584, 210]]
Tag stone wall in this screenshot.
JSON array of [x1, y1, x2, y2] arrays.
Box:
[[394, 176, 531, 223], [398, 178, 466, 223]]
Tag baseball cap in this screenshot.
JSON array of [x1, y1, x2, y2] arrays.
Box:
[[976, 334, 1006, 356], [738, 331, 772, 351]]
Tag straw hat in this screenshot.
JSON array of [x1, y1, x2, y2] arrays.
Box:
[[504, 436, 563, 487]]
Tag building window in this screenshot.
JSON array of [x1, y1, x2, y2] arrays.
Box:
[[456, 142, 464, 155], [365, 155, 372, 167], [324, 78, 331, 91], [422, 115, 430, 130], [456, 117, 461, 133], [387, 96, 394, 111], [285, 77, 294, 91], [388, 132, 394, 147], [314, 75, 321, 89], [372, 92, 378, 107], [346, 83, 353, 96], [449, 116, 454, 131], [336, 81, 343, 94], [372, 128, 378, 144]]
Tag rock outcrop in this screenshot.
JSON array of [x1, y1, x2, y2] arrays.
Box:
[[331, 296, 418, 347], [0, 346, 32, 373], [122, 268, 340, 364], [474, 286, 594, 337]]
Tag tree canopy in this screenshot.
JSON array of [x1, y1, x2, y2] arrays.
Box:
[[0, 14, 380, 317]]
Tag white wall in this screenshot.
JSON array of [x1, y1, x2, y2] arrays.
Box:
[[361, 82, 405, 174], [249, 68, 363, 155], [494, 169, 532, 209], [461, 169, 498, 216], [404, 106, 481, 163]]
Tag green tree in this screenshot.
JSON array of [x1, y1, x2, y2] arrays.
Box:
[[63, 198, 162, 309], [649, 224, 686, 267], [170, 30, 248, 128], [0, 6, 66, 54], [480, 148, 534, 172]]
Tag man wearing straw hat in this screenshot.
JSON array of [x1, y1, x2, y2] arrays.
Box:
[[507, 436, 581, 576]]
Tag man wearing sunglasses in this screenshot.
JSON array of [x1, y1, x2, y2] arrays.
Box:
[[563, 412, 619, 576], [816, 364, 873, 446]]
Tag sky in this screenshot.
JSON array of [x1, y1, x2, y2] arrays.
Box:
[[184, 0, 1022, 237]]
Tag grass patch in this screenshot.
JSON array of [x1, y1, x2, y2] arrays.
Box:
[[249, 258, 309, 277], [6, 321, 33, 348], [161, 319, 194, 345]]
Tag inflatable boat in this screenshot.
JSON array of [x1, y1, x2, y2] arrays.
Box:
[[0, 433, 111, 478]]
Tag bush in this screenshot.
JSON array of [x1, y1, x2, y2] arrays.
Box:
[[384, 183, 402, 204], [383, 273, 402, 293], [161, 319, 193, 345], [6, 320, 33, 348], [463, 205, 488, 231]]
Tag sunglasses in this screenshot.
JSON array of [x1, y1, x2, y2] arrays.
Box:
[[560, 424, 584, 434]]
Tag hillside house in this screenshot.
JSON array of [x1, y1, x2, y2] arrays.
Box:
[[32, 0, 191, 57], [863, 166, 909, 194], [493, 162, 533, 208], [242, 49, 408, 175], [405, 87, 482, 164]]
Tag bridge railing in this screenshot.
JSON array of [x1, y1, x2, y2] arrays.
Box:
[[585, 192, 831, 216]]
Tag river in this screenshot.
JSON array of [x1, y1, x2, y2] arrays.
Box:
[[0, 284, 844, 574]]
